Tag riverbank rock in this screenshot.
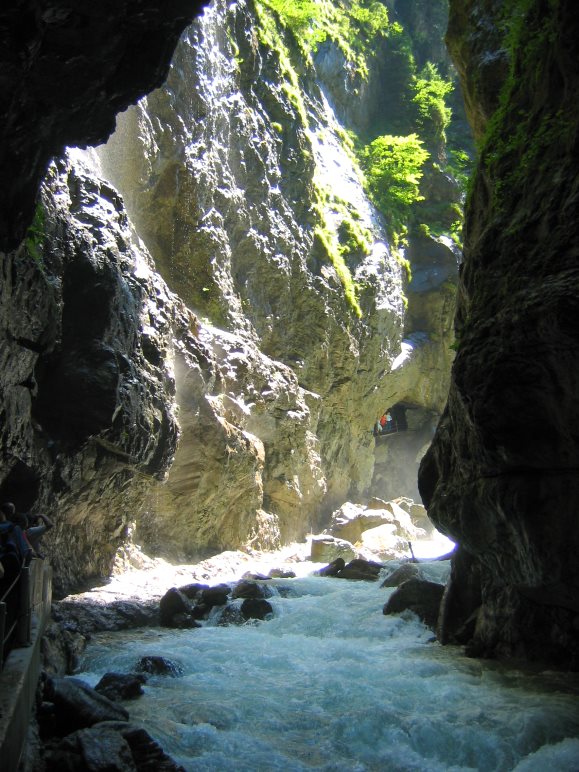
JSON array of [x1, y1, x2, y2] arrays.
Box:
[[45, 721, 185, 772], [43, 677, 129, 734], [383, 579, 445, 629], [42, 620, 88, 676]]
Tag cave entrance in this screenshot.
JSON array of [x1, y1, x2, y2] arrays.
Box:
[[374, 403, 409, 438]]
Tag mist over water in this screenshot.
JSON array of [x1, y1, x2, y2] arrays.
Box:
[[78, 563, 579, 771]]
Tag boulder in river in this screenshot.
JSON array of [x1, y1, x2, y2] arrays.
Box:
[[335, 558, 383, 582], [315, 557, 346, 577], [383, 579, 445, 629], [267, 568, 296, 578], [310, 535, 356, 563], [159, 587, 201, 629], [199, 584, 231, 607], [380, 563, 422, 588], [240, 598, 273, 621], [94, 672, 147, 702], [232, 580, 273, 599], [134, 656, 184, 678]]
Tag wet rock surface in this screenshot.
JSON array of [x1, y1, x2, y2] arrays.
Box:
[[419, 0, 579, 667], [383, 578, 445, 630]]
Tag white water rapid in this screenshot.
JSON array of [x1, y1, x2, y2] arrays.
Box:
[[77, 558, 579, 771]]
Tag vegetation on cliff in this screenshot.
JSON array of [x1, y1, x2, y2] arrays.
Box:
[[254, 0, 471, 293]]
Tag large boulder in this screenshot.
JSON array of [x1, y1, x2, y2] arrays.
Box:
[[45, 722, 185, 772], [335, 559, 383, 582], [326, 500, 424, 545], [240, 598, 273, 621], [383, 579, 445, 630], [310, 535, 357, 564], [43, 677, 129, 734], [94, 673, 147, 703]]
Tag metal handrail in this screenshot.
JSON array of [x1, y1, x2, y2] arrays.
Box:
[[0, 555, 26, 671], [0, 556, 51, 672]]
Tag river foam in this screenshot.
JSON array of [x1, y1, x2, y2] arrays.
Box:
[[77, 559, 579, 771]]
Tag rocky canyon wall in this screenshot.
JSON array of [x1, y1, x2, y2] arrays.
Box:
[[419, 0, 579, 668], [0, 0, 464, 592], [93, 0, 463, 559]]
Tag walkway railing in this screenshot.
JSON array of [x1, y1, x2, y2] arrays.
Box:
[[0, 558, 52, 672]]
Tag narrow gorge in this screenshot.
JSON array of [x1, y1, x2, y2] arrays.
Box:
[[1, 0, 579, 768], [2, 0, 465, 591]]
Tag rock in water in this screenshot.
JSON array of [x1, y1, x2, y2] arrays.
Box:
[[95, 673, 147, 702], [240, 598, 273, 621], [380, 563, 422, 588], [134, 657, 184, 678], [383, 579, 445, 630]]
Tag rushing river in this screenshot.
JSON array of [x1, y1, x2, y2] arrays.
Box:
[[75, 555, 579, 772]]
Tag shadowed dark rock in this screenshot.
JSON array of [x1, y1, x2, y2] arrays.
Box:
[[159, 587, 192, 627], [0, 0, 205, 250], [383, 579, 445, 629], [200, 585, 231, 607], [178, 582, 210, 600], [418, 0, 579, 667], [315, 558, 345, 577], [335, 559, 383, 581], [95, 672, 147, 702], [240, 598, 273, 621], [134, 657, 184, 678], [232, 580, 272, 600], [46, 721, 185, 772], [43, 676, 129, 734]]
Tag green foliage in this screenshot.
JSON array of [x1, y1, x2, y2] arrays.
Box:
[[313, 226, 363, 318], [361, 133, 429, 238], [25, 203, 46, 268], [411, 62, 453, 144], [479, 0, 572, 223], [257, 0, 390, 79], [337, 217, 372, 263]]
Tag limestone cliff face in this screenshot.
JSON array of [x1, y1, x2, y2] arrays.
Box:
[[419, 0, 579, 667], [0, 0, 462, 588], [93, 0, 460, 557], [0, 152, 183, 594]]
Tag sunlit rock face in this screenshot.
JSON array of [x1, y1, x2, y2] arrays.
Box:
[[0, 0, 204, 251], [419, 0, 579, 667], [0, 0, 462, 586], [95, 0, 458, 555]]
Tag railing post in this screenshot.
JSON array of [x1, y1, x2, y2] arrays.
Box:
[[16, 566, 31, 646], [0, 601, 5, 671]]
